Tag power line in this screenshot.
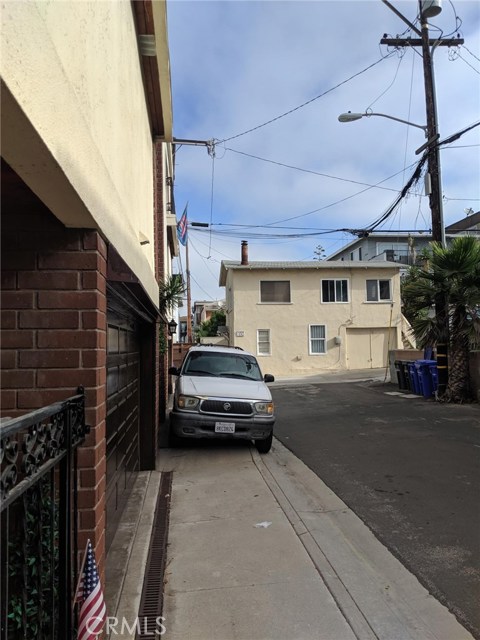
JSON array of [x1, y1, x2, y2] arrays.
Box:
[[218, 53, 395, 143], [225, 147, 404, 193]]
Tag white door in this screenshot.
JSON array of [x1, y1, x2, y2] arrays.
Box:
[[346, 328, 396, 369]]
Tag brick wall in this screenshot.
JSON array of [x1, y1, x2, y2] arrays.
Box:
[[1, 199, 108, 575]]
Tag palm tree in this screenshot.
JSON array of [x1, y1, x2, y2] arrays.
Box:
[[401, 236, 480, 402], [159, 274, 185, 316]]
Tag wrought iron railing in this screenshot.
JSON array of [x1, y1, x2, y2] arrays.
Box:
[[0, 388, 88, 640]]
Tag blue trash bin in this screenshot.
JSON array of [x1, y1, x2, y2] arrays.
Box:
[[429, 363, 438, 392], [407, 361, 420, 394], [415, 359, 436, 398]]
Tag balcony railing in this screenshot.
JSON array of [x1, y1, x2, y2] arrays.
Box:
[[369, 249, 417, 266], [0, 389, 88, 640]]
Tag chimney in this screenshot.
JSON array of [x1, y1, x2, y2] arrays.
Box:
[[241, 240, 249, 265]]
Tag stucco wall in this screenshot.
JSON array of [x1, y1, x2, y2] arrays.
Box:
[[224, 266, 402, 376], [1, 0, 159, 304]]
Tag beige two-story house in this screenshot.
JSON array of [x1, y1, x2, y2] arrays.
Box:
[[219, 248, 402, 377]]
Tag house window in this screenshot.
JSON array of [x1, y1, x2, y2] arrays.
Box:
[[366, 279, 392, 302], [260, 280, 290, 303], [350, 252, 354, 261], [309, 325, 326, 354], [257, 329, 271, 355], [358, 247, 362, 261], [321, 279, 348, 303]]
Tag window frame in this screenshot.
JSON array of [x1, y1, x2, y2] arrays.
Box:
[[366, 279, 392, 302], [309, 324, 327, 355], [321, 278, 349, 303], [257, 328, 271, 356], [259, 280, 291, 304]]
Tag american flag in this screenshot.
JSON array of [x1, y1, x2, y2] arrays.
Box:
[[177, 204, 188, 246], [76, 540, 107, 640]]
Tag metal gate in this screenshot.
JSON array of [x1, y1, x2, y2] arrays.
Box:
[[0, 390, 87, 639]]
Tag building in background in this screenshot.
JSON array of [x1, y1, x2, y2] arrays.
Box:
[[219, 243, 402, 376], [326, 212, 480, 266], [192, 300, 225, 332]]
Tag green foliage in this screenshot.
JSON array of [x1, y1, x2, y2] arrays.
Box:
[[159, 274, 186, 315], [196, 310, 226, 338], [7, 476, 59, 639], [401, 236, 480, 402], [402, 237, 480, 349], [159, 325, 168, 355]]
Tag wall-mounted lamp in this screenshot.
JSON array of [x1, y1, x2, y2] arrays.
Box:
[[167, 319, 178, 336]]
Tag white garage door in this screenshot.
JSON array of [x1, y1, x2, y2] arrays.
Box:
[[346, 328, 396, 369]]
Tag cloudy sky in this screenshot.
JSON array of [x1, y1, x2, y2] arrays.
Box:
[[166, 0, 480, 310]]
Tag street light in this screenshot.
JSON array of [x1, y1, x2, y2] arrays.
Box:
[[338, 111, 428, 136], [337, 109, 444, 244]]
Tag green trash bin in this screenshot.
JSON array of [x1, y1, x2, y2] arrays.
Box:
[[395, 360, 408, 390]]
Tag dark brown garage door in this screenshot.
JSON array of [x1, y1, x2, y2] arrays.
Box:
[[106, 308, 140, 552]]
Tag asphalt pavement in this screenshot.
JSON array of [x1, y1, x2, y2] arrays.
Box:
[[271, 377, 480, 638], [108, 369, 479, 640]]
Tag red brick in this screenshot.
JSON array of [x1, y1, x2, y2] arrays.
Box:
[[82, 349, 106, 368], [38, 252, 100, 271], [17, 388, 73, 408], [38, 291, 99, 310], [1, 330, 34, 349], [78, 526, 105, 556], [1, 271, 16, 289], [37, 330, 102, 349], [80, 501, 105, 530], [77, 476, 105, 510], [82, 418, 106, 447], [0, 390, 16, 409], [1, 310, 16, 329], [0, 351, 16, 369], [19, 350, 79, 368], [82, 311, 106, 330], [37, 369, 100, 388], [83, 232, 108, 259], [17, 271, 79, 290], [19, 310, 79, 329], [81, 271, 106, 292], [83, 386, 107, 409], [1, 370, 35, 388], [84, 406, 106, 429], [80, 459, 106, 489], [1, 291, 34, 309], [77, 440, 106, 467]]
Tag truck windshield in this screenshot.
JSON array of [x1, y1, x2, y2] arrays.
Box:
[[183, 352, 263, 381]]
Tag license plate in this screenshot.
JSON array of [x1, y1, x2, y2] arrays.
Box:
[[215, 422, 235, 433]]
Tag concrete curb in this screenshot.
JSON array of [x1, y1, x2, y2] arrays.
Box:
[[255, 439, 474, 640]]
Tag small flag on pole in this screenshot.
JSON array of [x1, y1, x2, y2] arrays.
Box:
[[76, 540, 107, 640], [177, 204, 188, 246]]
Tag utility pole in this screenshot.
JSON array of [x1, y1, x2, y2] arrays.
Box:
[[172, 139, 214, 344], [186, 240, 192, 343], [380, 1, 463, 246], [381, 0, 464, 396]]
